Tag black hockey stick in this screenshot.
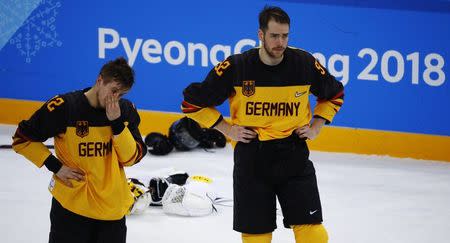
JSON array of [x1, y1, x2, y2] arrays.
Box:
[[0, 144, 54, 149]]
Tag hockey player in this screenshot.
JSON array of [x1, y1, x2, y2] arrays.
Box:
[[181, 6, 344, 243], [12, 57, 147, 243]]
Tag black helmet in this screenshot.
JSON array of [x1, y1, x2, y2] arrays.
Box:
[[198, 128, 227, 148], [168, 117, 203, 151], [144, 132, 174, 155]]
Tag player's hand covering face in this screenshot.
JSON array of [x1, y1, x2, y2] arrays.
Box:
[[97, 77, 128, 120]]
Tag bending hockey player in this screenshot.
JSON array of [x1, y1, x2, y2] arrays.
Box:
[[12, 57, 147, 243]]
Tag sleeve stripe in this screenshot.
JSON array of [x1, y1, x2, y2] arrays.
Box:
[[121, 142, 144, 166], [182, 101, 202, 113], [182, 107, 200, 113], [182, 100, 201, 109], [332, 90, 344, 100], [317, 90, 345, 103], [136, 142, 144, 162], [330, 99, 343, 106]]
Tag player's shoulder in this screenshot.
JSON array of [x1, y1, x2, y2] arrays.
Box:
[[211, 48, 258, 76], [286, 46, 317, 66], [119, 98, 138, 112], [53, 89, 85, 104], [119, 98, 133, 107], [286, 46, 314, 59], [226, 47, 260, 66], [43, 89, 84, 113], [236, 47, 259, 60], [119, 98, 140, 122]]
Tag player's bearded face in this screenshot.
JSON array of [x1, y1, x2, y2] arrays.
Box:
[[263, 37, 285, 58], [262, 21, 289, 59]]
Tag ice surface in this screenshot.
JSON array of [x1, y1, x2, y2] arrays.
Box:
[[1, 124, 449, 243]]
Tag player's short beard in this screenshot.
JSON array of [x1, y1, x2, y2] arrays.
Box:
[[262, 36, 285, 59]]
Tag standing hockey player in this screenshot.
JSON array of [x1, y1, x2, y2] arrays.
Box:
[[12, 57, 147, 243], [181, 6, 344, 243]]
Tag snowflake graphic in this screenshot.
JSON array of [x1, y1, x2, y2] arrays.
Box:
[[9, 0, 62, 63]]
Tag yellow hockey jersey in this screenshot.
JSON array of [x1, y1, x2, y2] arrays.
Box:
[[12, 88, 146, 220], [182, 47, 344, 141]]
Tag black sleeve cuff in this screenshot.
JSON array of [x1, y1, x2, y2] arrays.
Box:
[[111, 118, 125, 135], [211, 115, 224, 128], [44, 154, 63, 173]]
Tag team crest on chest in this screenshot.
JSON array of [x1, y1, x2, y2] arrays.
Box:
[[242, 80, 255, 97], [76, 121, 89, 138]]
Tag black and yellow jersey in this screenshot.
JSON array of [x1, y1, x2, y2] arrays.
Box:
[[12, 88, 146, 220], [182, 47, 344, 141]]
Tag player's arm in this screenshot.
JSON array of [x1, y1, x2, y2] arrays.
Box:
[[12, 95, 68, 173], [308, 53, 344, 124], [213, 119, 257, 143], [111, 101, 147, 166], [182, 57, 236, 128], [294, 53, 344, 140]]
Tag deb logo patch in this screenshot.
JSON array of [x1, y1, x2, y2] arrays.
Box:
[[242, 80, 255, 97], [76, 121, 89, 138]]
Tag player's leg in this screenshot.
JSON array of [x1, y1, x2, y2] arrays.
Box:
[[233, 140, 277, 237], [95, 217, 127, 243], [277, 157, 326, 243], [277, 159, 323, 224], [292, 224, 328, 243], [48, 197, 95, 243], [242, 232, 273, 243]]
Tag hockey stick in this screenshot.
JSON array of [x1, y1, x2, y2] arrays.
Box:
[[0, 144, 54, 149]]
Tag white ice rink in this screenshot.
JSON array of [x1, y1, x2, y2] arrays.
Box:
[[1, 124, 449, 243]]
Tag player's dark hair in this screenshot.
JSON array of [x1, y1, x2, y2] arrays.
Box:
[[99, 57, 135, 89], [259, 5, 290, 32]]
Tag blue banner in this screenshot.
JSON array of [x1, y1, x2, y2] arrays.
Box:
[[1, 0, 449, 136], [277, 0, 450, 13]]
